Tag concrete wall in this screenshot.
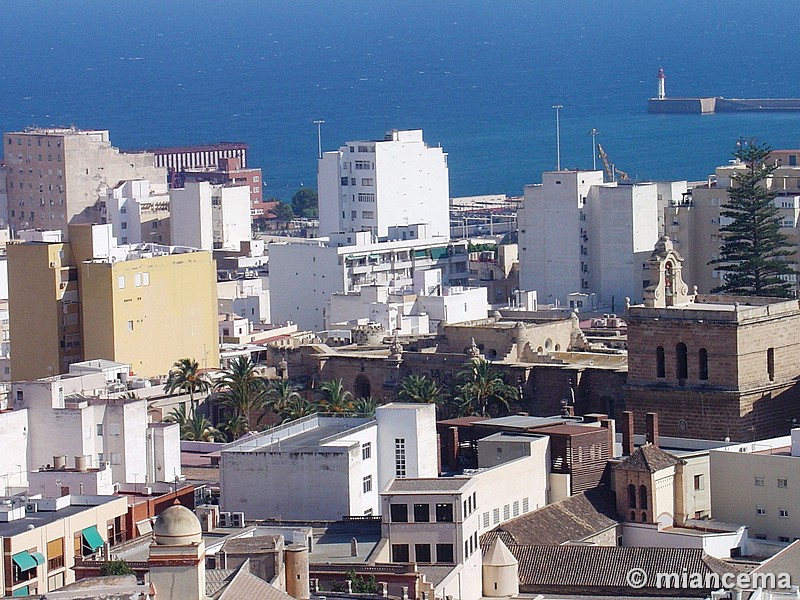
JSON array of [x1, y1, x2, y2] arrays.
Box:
[[0, 409, 29, 494], [213, 184, 251, 250], [375, 403, 438, 495], [170, 181, 214, 250]]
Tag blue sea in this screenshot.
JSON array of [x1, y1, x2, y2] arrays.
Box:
[[2, 1, 800, 200]]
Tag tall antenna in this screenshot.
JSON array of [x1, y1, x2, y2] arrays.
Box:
[[552, 105, 563, 171], [588, 128, 599, 171], [313, 119, 325, 159]]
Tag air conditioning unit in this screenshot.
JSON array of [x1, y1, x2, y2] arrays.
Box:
[[25, 503, 38, 513], [230, 512, 245, 528], [218, 512, 231, 527]]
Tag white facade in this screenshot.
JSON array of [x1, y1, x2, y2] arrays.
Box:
[[106, 179, 170, 245], [0, 409, 29, 495], [519, 170, 664, 309], [379, 433, 550, 600], [318, 129, 450, 238], [220, 403, 438, 521], [11, 360, 181, 486], [218, 277, 270, 325], [268, 232, 469, 332], [170, 181, 251, 251]]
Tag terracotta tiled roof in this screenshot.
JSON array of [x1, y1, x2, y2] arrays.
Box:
[[509, 545, 737, 592], [614, 443, 683, 473], [481, 487, 620, 548]]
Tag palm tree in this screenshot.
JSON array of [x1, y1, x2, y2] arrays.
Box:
[[165, 358, 211, 416], [316, 379, 354, 414], [164, 403, 190, 429], [351, 396, 377, 417], [183, 413, 221, 442], [452, 359, 517, 417], [222, 414, 250, 441], [398, 374, 443, 404], [277, 395, 316, 423], [214, 356, 267, 428], [262, 380, 302, 418]]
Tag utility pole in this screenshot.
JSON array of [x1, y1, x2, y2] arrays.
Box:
[[552, 105, 563, 171], [313, 119, 325, 159], [588, 128, 599, 170]]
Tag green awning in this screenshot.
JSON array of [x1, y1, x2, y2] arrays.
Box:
[[82, 525, 104, 551], [430, 247, 449, 259], [11, 551, 37, 571], [30, 551, 46, 566], [414, 249, 428, 258], [12, 586, 29, 597]]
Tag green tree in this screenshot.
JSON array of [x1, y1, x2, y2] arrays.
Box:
[[165, 358, 211, 416], [452, 360, 517, 417], [222, 414, 250, 441], [273, 201, 294, 221], [711, 142, 796, 297], [398, 374, 443, 404], [351, 396, 377, 417], [214, 356, 267, 428], [100, 559, 134, 576], [291, 188, 319, 218], [182, 413, 221, 442], [316, 379, 353, 413], [262, 379, 302, 417], [165, 403, 190, 429], [277, 394, 316, 423]]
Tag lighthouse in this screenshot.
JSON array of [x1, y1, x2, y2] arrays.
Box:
[[657, 67, 666, 100]]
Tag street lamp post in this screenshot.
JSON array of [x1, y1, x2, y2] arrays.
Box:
[[313, 119, 325, 160], [552, 105, 563, 171]]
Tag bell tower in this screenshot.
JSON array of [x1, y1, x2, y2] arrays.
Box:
[[643, 236, 691, 308]]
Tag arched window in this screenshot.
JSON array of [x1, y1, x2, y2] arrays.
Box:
[[656, 346, 665, 378], [676, 343, 688, 380], [699, 348, 709, 381], [628, 484, 637, 509], [641, 512, 648, 522], [639, 485, 648, 510], [354, 374, 371, 399], [767, 348, 775, 382]]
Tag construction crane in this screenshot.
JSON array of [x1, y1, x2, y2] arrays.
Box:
[[596, 143, 630, 183]]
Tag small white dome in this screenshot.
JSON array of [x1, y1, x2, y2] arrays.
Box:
[[153, 504, 202, 546]]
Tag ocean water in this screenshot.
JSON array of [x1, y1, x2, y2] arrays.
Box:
[[2, 1, 800, 200]]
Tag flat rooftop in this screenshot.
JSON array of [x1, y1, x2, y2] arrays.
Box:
[[0, 496, 120, 537], [385, 477, 473, 494]]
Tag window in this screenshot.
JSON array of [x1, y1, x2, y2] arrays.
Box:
[[362, 475, 372, 493], [780, 509, 789, 518], [361, 442, 371, 460], [341, 177, 349, 186], [435, 503, 453, 522], [778, 478, 788, 488], [127, 320, 134, 331], [755, 475, 765, 486], [628, 484, 637, 508], [482, 512, 490, 528], [395, 439, 406, 477], [639, 485, 648, 509], [503, 504, 510, 520], [414, 503, 429, 523], [142, 272, 150, 286], [391, 544, 409, 563], [362, 210, 374, 219], [699, 348, 708, 381], [355, 160, 371, 170], [390, 504, 408, 523], [492, 508, 500, 524], [436, 543, 454, 564], [358, 193, 375, 202], [522, 497, 530, 513], [134, 273, 142, 287], [96, 424, 103, 436], [694, 474, 704, 490], [415, 544, 431, 563], [780, 536, 791, 543], [253, 176, 259, 182], [110, 452, 121, 465], [767, 347, 775, 381], [118, 275, 125, 289], [656, 346, 665, 378], [513, 501, 520, 517], [676, 343, 688, 380], [351, 210, 357, 219]]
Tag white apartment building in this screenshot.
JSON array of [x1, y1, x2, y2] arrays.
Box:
[[379, 432, 549, 600], [666, 162, 800, 293], [220, 403, 437, 521], [268, 227, 469, 332], [11, 359, 181, 487], [2, 128, 166, 235], [318, 129, 450, 238], [519, 170, 669, 309], [105, 179, 171, 245], [326, 269, 488, 334], [217, 277, 270, 325], [710, 429, 800, 544], [170, 180, 251, 251]]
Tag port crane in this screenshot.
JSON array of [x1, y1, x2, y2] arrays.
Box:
[[596, 143, 630, 183]]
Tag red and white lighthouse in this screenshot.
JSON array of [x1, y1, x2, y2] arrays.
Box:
[[657, 67, 666, 100]]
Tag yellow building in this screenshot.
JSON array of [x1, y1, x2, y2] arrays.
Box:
[[8, 224, 219, 380]]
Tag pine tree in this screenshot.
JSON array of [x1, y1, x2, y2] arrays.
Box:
[[711, 142, 796, 297]]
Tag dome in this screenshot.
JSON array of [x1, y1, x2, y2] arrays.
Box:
[[153, 504, 202, 546]]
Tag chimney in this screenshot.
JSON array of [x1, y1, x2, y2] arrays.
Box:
[[448, 426, 459, 471], [619, 411, 635, 456], [600, 417, 616, 456], [646, 412, 659, 447]]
